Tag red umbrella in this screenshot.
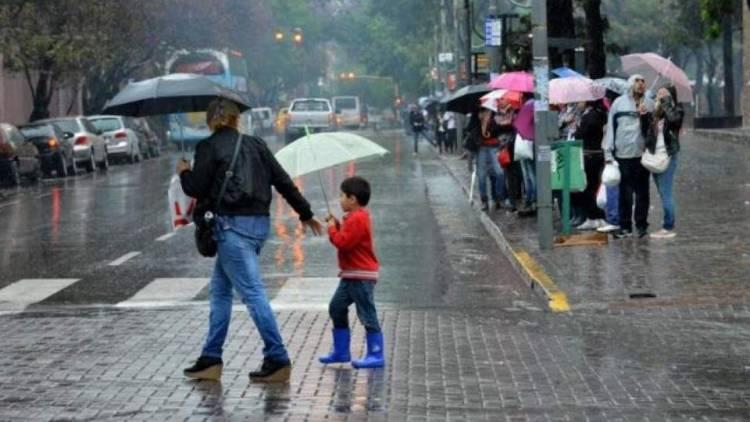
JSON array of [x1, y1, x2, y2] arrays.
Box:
[[488, 71, 534, 93], [620, 53, 693, 102]]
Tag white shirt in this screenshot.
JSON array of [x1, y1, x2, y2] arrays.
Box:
[[443, 111, 456, 129]]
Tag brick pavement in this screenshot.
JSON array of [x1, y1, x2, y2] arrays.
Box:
[[2, 305, 750, 421], [439, 132, 750, 309]]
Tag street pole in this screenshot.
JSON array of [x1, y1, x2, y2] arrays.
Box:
[[487, 4, 501, 74], [532, 0, 555, 250], [465, 0, 472, 85]]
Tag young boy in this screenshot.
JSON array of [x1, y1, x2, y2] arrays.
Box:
[[319, 176, 384, 368]]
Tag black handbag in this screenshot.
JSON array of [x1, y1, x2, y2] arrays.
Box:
[[195, 133, 243, 257]]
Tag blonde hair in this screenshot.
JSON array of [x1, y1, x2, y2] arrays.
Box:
[[206, 98, 240, 131]]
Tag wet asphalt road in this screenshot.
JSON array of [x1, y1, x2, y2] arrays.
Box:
[[0, 130, 530, 310]]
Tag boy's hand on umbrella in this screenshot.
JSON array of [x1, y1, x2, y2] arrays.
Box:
[[176, 159, 191, 174], [325, 213, 339, 229], [302, 217, 324, 236]]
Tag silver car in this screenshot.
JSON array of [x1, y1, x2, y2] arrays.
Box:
[[89, 115, 142, 164], [36, 117, 109, 173]]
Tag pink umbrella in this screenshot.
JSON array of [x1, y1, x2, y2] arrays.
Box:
[[549, 77, 605, 104], [489, 71, 534, 92], [620, 53, 693, 102]]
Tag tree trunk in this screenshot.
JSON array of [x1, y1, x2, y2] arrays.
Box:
[[29, 72, 52, 122], [695, 49, 705, 116], [547, 0, 576, 69], [706, 43, 718, 115], [582, 0, 606, 78], [721, 15, 735, 116]]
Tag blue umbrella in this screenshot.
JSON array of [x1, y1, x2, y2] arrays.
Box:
[[551, 67, 583, 78]]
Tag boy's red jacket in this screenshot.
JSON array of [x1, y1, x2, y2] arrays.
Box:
[[328, 208, 379, 281]]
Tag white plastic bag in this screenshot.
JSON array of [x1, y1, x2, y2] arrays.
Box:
[[513, 133, 534, 161], [602, 162, 621, 187], [596, 183, 607, 210], [168, 175, 196, 229]]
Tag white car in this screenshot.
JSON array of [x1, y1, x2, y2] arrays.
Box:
[[251, 107, 273, 135], [36, 117, 109, 173], [285, 98, 335, 143], [89, 115, 142, 164]]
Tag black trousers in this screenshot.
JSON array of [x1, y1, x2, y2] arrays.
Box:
[[616, 157, 650, 232], [582, 153, 605, 220]]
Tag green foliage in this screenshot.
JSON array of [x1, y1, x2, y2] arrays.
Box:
[[699, 0, 735, 39]]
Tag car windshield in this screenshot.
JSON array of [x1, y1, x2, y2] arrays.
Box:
[[46, 120, 80, 134], [335, 98, 357, 109], [19, 125, 52, 139], [292, 101, 330, 112], [90, 118, 122, 133]]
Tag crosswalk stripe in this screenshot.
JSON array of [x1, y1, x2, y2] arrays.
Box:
[[0, 278, 79, 312], [116, 278, 209, 307], [270, 277, 339, 310], [155, 232, 176, 242], [108, 251, 141, 266]]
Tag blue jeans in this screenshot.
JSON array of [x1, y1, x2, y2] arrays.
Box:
[[476, 146, 506, 201], [202, 215, 289, 364], [520, 158, 536, 206], [653, 154, 678, 230], [605, 185, 619, 225], [329, 279, 381, 334]]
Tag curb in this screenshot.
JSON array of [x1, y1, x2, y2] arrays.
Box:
[[436, 153, 570, 313]]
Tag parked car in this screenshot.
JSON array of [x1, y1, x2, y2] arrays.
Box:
[[134, 118, 161, 158], [273, 107, 289, 135], [0, 124, 38, 186], [18, 122, 74, 178], [36, 117, 108, 172], [285, 98, 335, 143], [89, 115, 142, 164], [251, 107, 274, 135]]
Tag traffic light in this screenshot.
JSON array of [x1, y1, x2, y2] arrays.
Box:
[[292, 28, 303, 45], [274, 31, 284, 42]]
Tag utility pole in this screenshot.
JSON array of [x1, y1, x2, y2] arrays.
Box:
[[532, 0, 555, 250], [465, 0, 472, 85]]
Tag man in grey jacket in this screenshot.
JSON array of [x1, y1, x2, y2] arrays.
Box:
[[604, 74, 654, 238]]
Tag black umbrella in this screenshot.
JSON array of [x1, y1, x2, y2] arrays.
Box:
[[440, 84, 492, 113], [101, 73, 251, 117]]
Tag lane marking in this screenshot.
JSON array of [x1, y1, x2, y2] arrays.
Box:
[[513, 250, 570, 312], [0, 278, 80, 312], [270, 277, 338, 310], [0, 200, 20, 209], [155, 232, 177, 242], [117, 278, 210, 307], [108, 251, 141, 266]]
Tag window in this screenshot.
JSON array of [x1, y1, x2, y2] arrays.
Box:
[[49, 120, 79, 134], [20, 125, 53, 139], [82, 119, 98, 134], [334, 98, 357, 110], [291, 100, 330, 112], [90, 118, 123, 133], [170, 53, 225, 75]]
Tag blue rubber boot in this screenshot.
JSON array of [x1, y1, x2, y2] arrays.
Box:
[[319, 328, 351, 364], [352, 332, 385, 369]]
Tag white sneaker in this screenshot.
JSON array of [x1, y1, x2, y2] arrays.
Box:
[[597, 223, 620, 233], [650, 229, 676, 239], [576, 219, 600, 230]]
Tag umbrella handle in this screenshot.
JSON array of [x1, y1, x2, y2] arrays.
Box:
[[304, 125, 332, 216]]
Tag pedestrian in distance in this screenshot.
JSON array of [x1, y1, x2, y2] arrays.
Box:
[[604, 74, 654, 239], [641, 85, 683, 239], [442, 110, 457, 153], [319, 176, 385, 369], [178, 98, 324, 383], [408, 106, 429, 155]]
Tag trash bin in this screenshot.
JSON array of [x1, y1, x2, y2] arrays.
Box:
[[551, 139, 587, 235]]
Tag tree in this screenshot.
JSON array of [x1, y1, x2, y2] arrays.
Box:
[[582, 0, 607, 78], [700, 0, 742, 115], [0, 1, 107, 120]]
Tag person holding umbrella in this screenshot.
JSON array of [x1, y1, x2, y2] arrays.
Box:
[[178, 98, 324, 383]]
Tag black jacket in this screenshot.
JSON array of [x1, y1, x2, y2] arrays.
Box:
[[574, 106, 607, 152], [641, 98, 683, 157], [180, 127, 313, 221]]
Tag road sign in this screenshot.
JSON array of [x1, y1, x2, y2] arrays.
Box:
[[485, 17, 503, 47], [438, 52, 454, 63]]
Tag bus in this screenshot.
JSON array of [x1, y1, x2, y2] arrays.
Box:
[[165, 49, 249, 148]]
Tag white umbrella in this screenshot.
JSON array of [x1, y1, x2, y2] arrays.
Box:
[[274, 129, 389, 212]]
